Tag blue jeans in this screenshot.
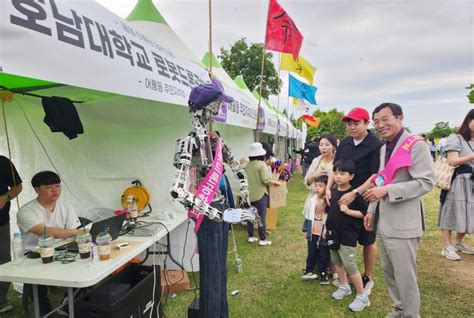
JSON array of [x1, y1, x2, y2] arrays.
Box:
[[247, 194, 268, 240], [306, 234, 330, 275], [197, 201, 228, 318]]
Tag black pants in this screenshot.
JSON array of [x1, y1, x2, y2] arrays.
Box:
[[305, 234, 330, 275], [0, 223, 11, 305], [196, 201, 229, 318]]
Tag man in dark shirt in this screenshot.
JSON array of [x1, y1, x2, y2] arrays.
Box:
[[296, 137, 320, 177], [0, 156, 22, 313], [326, 107, 383, 295]]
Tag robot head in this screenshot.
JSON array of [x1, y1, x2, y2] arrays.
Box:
[[188, 79, 233, 117]]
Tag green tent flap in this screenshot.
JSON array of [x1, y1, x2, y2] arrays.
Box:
[[201, 52, 222, 68], [0, 73, 58, 91], [126, 0, 167, 24], [234, 75, 249, 90]]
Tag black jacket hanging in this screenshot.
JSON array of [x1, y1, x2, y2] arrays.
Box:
[[42, 96, 84, 140]]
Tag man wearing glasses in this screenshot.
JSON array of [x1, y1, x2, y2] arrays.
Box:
[[363, 103, 434, 318], [17, 171, 81, 315]]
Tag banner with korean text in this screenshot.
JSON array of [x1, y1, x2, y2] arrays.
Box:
[[0, 0, 259, 130]]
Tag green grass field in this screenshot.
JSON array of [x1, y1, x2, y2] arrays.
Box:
[[3, 173, 473, 317], [162, 173, 473, 317]]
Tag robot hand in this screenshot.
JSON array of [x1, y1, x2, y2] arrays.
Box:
[[240, 206, 262, 226], [171, 188, 223, 221], [223, 206, 262, 226]]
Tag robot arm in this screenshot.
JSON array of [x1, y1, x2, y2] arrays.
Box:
[[221, 141, 261, 226], [170, 135, 223, 221], [222, 142, 250, 208]]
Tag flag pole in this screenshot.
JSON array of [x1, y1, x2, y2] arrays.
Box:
[[255, 0, 272, 142], [255, 48, 266, 142], [208, 0, 213, 131], [208, 0, 213, 74], [275, 53, 281, 159], [285, 74, 291, 162]]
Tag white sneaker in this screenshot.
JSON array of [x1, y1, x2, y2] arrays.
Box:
[[332, 278, 343, 287], [441, 245, 461, 261], [0, 303, 13, 313], [331, 284, 352, 300], [455, 242, 474, 255], [349, 294, 371, 312], [301, 271, 318, 281], [258, 240, 272, 246], [248, 237, 258, 243], [362, 276, 375, 295]]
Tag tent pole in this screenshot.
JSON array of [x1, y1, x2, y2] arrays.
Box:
[[208, 0, 213, 131]]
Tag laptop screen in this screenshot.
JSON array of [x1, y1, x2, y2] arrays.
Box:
[[89, 214, 126, 241]]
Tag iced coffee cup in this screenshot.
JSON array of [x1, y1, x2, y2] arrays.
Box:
[[96, 231, 112, 261], [76, 232, 91, 259], [38, 236, 54, 264]]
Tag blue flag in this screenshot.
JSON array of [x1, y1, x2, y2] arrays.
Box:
[[288, 74, 317, 105]]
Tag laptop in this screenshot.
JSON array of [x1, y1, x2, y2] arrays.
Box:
[[57, 214, 126, 252]]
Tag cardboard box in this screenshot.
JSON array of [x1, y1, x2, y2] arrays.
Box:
[[266, 208, 279, 230], [268, 182, 287, 208], [160, 270, 190, 295]]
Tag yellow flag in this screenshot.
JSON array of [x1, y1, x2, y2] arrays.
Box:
[[293, 98, 301, 110], [280, 53, 317, 84]]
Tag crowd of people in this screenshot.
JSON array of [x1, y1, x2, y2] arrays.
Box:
[[0, 106, 472, 316], [296, 105, 473, 315]]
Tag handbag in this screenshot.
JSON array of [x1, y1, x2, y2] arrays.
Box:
[[434, 156, 455, 190], [435, 134, 473, 190]]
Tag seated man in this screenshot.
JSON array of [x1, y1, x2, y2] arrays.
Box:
[[17, 171, 81, 315]]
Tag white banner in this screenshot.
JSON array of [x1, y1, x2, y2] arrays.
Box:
[[213, 89, 257, 130], [0, 0, 258, 132], [259, 105, 278, 135], [0, 0, 211, 104]]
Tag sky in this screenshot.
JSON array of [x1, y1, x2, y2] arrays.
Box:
[[97, 0, 473, 133]]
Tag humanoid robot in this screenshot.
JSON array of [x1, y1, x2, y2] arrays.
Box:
[[170, 79, 259, 317], [170, 80, 259, 226]]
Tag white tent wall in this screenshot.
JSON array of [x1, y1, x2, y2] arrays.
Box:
[[1, 0, 302, 272], [0, 86, 257, 271]]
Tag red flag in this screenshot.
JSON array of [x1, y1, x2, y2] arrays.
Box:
[[264, 0, 303, 60]]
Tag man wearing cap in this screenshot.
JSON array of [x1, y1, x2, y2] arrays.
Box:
[[326, 107, 383, 294]]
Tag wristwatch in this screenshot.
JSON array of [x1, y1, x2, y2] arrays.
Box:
[[352, 189, 361, 198]]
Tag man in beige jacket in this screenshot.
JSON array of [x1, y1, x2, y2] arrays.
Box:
[[363, 103, 434, 318]]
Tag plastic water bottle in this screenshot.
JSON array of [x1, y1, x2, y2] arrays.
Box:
[[12, 232, 24, 265], [126, 195, 138, 221], [235, 258, 243, 273]]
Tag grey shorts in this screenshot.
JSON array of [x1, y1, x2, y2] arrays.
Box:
[[330, 244, 359, 276]]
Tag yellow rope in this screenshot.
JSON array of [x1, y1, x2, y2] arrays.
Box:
[[1, 93, 20, 210]]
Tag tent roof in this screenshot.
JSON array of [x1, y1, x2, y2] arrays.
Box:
[[0, 73, 58, 91], [126, 0, 167, 24]]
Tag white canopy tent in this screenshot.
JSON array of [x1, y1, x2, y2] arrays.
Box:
[[0, 0, 302, 269]]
